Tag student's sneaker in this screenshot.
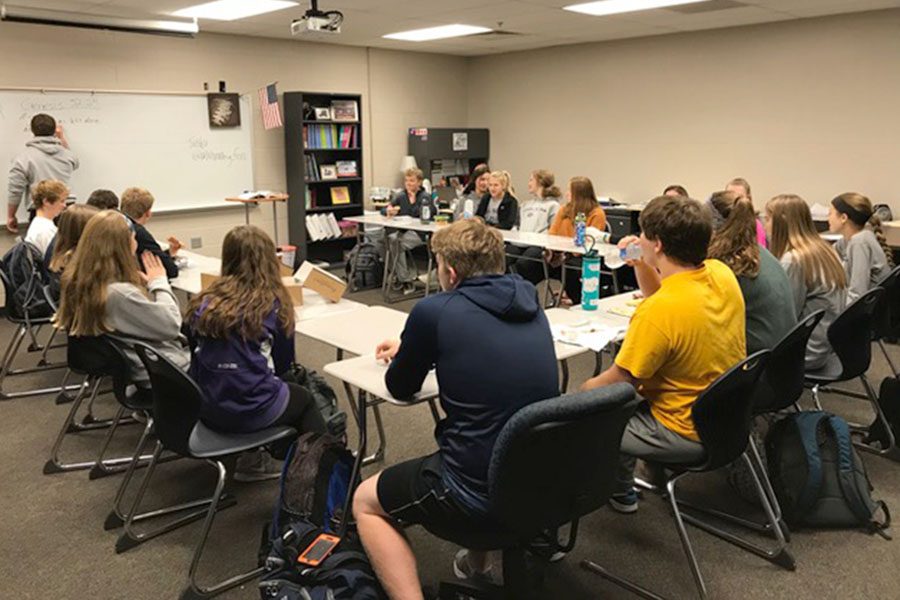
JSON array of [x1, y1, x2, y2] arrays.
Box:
[[608, 489, 639, 514], [234, 449, 283, 482], [402, 282, 418, 295], [453, 549, 503, 587]]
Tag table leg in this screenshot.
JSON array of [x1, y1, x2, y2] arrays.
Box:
[[272, 200, 280, 246], [243, 203, 250, 226], [560, 359, 570, 394], [424, 233, 433, 297]]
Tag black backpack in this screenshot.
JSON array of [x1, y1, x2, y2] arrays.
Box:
[[766, 411, 891, 538], [1, 241, 51, 320], [865, 377, 900, 450], [282, 364, 347, 438], [258, 433, 386, 600], [345, 242, 383, 291]]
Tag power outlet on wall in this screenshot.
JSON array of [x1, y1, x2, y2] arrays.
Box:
[[190, 237, 202, 249]]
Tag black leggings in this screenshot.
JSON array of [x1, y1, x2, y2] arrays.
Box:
[[267, 382, 327, 458]]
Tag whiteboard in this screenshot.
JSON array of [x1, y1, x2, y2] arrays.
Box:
[[0, 89, 254, 218]]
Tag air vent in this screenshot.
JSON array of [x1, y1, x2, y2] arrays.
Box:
[[666, 0, 745, 14]]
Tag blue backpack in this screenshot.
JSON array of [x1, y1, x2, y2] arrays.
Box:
[[1, 241, 51, 320], [766, 411, 891, 538], [258, 432, 386, 600]]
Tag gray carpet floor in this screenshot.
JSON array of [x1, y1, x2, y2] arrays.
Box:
[[1, 287, 899, 599]]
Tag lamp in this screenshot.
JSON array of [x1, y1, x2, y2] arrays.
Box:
[[399, 155, 418, 174]]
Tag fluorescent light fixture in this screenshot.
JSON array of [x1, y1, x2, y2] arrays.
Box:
[[564, 0, 710, 17], [383, 24, 491, 42], [0, 4, 198, 36], [173, 0, 297, 21]]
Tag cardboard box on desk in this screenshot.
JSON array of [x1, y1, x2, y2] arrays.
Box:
[[293, 261, 347, 303], [199, 272, 303, 305]]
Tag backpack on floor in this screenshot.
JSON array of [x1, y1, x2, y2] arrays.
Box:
[[345, 242, 383, 291], [865, 377, 900, 450], [1, 242, 51, 320], [766, 411, 891, 538], [259, 521, 385, 600], [283, 364, 347, 437], [258, 433, 386, 599]]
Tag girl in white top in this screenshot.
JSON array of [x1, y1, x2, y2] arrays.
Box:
[[24, 179, 67, 256], [827, 192, 894, 303]]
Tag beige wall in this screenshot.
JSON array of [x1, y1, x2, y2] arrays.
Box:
[[0, 23, 468, 257], [467, 9, 900, 213]]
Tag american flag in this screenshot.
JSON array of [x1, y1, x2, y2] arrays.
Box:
[[258, 83, 283, 130]]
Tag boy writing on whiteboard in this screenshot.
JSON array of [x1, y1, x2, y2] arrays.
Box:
[[6, 114, 79, 233], [120, 187, 182, 280]]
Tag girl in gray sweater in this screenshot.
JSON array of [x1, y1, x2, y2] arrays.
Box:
[[828, 192, 894, 303], [511, 170, 561, 283], [54, 210, 189, 385]]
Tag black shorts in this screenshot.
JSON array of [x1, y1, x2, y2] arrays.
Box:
[[377, 453, 486, 532]]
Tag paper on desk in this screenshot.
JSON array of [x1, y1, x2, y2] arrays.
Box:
[[552, 323, 627, 353]]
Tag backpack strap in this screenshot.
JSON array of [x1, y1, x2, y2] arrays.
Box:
[[792, 412, 829, 515], [827, 415, 892, 538]]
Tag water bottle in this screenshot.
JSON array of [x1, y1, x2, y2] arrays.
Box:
[[604, 242, 642, 269], [463, 198, 474, 220], [581, 250, 601, 310], [420, 201, 431, 223], [574, 212, 586, 248]]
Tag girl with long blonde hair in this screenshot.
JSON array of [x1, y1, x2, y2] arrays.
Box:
[[187, 225, 326, 479], [765, 194, 846, 369], [828, 192, 894, 303], [708, 190, 795, 353], [46, 203, 99, 301], [55, 210, 189, 384]]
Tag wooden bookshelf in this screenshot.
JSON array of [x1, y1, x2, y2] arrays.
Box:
[[284, 91, 363, 267]]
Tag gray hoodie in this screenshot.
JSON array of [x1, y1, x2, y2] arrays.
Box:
[[517, 195, 561, 234], [7, 137, 79, 217]]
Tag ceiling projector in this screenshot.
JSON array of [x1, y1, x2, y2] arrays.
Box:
[[291, 1, 342, 36]]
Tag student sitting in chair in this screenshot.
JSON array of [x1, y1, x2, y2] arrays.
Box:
[[726, 177, 767, 248], [828, 192, 894, 304], [354, 219, 559, 599], [370, 167, 431, 294], [581, 195, 746, 513], [453, 163, 490, 221], [707, 190, 796, 354], [475, 170, 518, 230], [86, 188, 120, 211], [24, 180, 68, 256], [45, 204, 99, 302], [54, 210, 190, 387], [120, 187, 182, 280]]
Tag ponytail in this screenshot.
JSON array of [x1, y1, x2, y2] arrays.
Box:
[[708, 191, 760, 278], [869, 213, 896, 269], [532, 169, 561, 200]]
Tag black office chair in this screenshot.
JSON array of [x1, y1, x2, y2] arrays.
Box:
[[584, 351, 792, 600], [677, 312, 824, 547], [873, 265, 900, 378], [426, 383, 638, 600], [804, 287, 894, 457], [43, 335, 144, 474], [127, 343, 296, 600], [0, 265, 69, 400]]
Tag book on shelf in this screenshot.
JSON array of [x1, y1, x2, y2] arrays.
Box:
[[305, 212, 343, 242], [305, 187, 317, 209], [303, 123, 359, 149], [331, 186, 351, 205], [335, 160, 358, 178]]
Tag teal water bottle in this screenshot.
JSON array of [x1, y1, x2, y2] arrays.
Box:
[[581, 249, 601, 310]]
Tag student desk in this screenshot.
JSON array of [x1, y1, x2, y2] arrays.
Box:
[[224, 194, 288, 245], [324, 354, 441, 464], [170, 250, 366, 321]]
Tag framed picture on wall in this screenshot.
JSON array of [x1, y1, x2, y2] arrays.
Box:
[[320, 164, 338, 180], [207, 93, 241, 128]]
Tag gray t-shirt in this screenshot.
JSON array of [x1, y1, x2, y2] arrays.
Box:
[[834, 229, 891, 304], [780, 251, 846, 370], [739, 247, 797, 354], [485, 198, 502, 225]]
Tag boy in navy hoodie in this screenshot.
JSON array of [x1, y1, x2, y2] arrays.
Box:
[[353, 219, 559, 599]]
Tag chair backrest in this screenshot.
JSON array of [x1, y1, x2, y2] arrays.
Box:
[[487, 383, 637, 539], [692, 350, 770, 470], [134, 342, 203, 457], [873, 265, 900, 340], [67, 335, 128, 378], [753, 310, 825, 414], [827, 286, 885, 380]]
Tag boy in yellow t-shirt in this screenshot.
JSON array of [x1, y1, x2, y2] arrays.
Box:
[[582, 195, 746, 513]]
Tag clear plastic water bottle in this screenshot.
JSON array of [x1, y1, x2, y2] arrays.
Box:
[[574, 212, 586, 247], [463, 198, 474, 220], [420, 202, 431, 223], [604, 243, 642, 269]]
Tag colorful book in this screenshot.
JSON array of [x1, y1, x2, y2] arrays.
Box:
[[331, 186, 351, 205]]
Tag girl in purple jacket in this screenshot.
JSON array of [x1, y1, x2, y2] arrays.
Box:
[[187, 225, 325, 480]]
